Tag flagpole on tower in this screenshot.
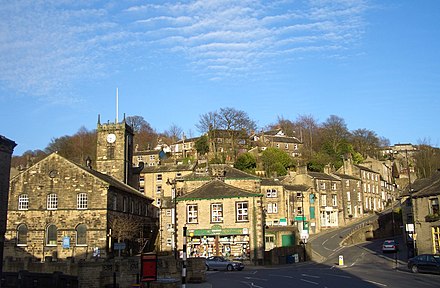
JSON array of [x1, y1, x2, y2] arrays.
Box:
[[116, 88, 119, 123]]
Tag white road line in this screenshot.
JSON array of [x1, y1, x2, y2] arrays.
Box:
[[269, 274, 293, 278], [244, 277, 268, 281], [301, 274, 320, 278], [241, 281, 264, 288], [365, 280, 387, 287], [301, 279, 319, 285]]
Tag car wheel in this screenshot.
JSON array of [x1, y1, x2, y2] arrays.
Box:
[[226, 264, 233, 271], [411, 265, 418, 273]]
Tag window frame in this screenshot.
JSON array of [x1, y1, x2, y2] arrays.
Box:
[[18, 194, 29, 210], [76, 224, 87, 246], [236, 201, 249, 222], [187, 204, 198, 224], [46, 224, 57, 246], [77, 193, 88, 210], [47, 193, 58, 210], [211, 203, 223, 223], [17, 223, 28, 246]]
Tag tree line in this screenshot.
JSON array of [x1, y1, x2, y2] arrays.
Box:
[[11, 107, 440, 179]]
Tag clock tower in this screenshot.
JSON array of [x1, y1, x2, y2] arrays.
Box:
[[95, 115, 134, 184]]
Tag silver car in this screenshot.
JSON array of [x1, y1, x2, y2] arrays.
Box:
[[205, 256, 245, 271]]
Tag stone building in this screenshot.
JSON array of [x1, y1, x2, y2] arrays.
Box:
[[175, 180, 264, 264], [402, 171, 440, 256], [139, 163, 196, 253], [332, 173, 363, 223], [0, 135, 16, 276], [260, 179, 299, 250], [4, 119, 159, 264]]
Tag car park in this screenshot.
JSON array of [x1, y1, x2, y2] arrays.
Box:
[[408, 254, 440, 274], [205, 256, 245, 271], [382, 240, 398, 253]]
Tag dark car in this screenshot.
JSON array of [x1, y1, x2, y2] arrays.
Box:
[[408, 254, 440, 274], [382, 240, 398, 253], [205, 256, 245, 271]]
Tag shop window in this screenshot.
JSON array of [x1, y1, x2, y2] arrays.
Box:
[[18, 194, 29, 210], [46, 224, 57, 246], [236, 202, 249, 222], [187, 204, 198, 223], [17, 224, 28, 246], [76, 224, 87, 246]]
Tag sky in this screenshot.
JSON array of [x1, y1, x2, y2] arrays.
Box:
[[1, 0, 439, 156]]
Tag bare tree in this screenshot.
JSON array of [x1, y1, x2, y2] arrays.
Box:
[[351, 128, 381, 158], [164, 123, 184, 143], [109, 214, 142, 243], [126, 115, 158, 151]]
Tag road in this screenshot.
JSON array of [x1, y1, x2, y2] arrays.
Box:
[[204, 212, 440, 288]]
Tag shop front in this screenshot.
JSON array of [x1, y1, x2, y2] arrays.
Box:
[[187, 225, 250, 260]]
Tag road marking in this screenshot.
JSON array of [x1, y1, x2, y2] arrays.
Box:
[[325, 273, 351, 279], [301, 273, 320, 278], [241, 281, 264, 288], [301, 279, 319, 285], [270, 274, 293, 278], [365, 280, 387, 287], [244, 277, 268, 281]]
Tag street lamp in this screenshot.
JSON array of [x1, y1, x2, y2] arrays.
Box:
[[166, 177, 183, 259]]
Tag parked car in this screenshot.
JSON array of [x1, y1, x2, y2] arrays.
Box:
[[408, 254, 440, 274], [205, 256, 245, 271], [382, 240, 398, 253]]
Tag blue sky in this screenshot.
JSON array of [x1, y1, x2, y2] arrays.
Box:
[[1, 0, 439, 156]]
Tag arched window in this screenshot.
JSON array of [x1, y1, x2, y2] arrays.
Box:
[[17, 224, 28, 246], [46, 224, 57, 246], [76, 224, 87, 246]]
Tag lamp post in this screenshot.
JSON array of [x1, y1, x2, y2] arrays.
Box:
[[166, 178, 183, 259]]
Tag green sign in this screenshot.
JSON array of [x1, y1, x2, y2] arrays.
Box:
[[295, 216, 306, 221], [190, 225, 244, 236]]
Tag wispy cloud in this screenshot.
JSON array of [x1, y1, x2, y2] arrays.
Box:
[[0, 0, 368, 101]]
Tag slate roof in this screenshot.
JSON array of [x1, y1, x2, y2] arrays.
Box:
[[307, 171, 340, 181], [260, 178, 283, 186], [177, 179, 262, 201], [333, 173, 361, 180], [183, 165, 260, 181], [141, 163, 196, 173], [283, 184, 310, 191], [268, 136, 301, 144], [354, 164, 377, 174], [404, 171, 440, 198]]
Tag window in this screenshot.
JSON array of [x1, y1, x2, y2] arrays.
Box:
[[284, 144, 289, 149], [46, 224, 57, 246], [18, 194, 29, 210], [346, 192, 351, 202], [156, 174, 162, 182], [321, 194, 327, 206], [156, 185, 162, 194], [166, 238, 172, 246], [77, 193, 88, 209], [345, 180, 350, 187], [236, 202, 249, 222], [267, 203, 278, 214], [187, 204, 198, 223], [332, 194, 337, 206], [156, 199, 161, 206], [166, 209, 172, 217], [123, 197, 128, 212], [320, 182, 326, 190], [112, 196, 118, 210], [211, 203, 223, 223], [17, 224, 28, 246], [266, 189, 277, 198], [47, 194, 58, 210], [430, 198, 439, 215], [131, 200, 135, 213], [296, 206, 303, 215], [76, 224, 87, 246], [107, 145, 115, 159], [149, 155, 155, 160], [332, 183, 337, 190]]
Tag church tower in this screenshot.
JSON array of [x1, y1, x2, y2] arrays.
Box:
[[95, 115, 134, 184]]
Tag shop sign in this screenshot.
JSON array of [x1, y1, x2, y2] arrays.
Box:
[[190, 225, 244, 236], [294, 216, 306, 221]]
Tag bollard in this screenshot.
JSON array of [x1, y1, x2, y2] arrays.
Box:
[[338, 255, 344, 266]]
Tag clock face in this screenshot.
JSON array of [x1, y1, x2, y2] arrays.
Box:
[[106, 133, 116, 143]]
